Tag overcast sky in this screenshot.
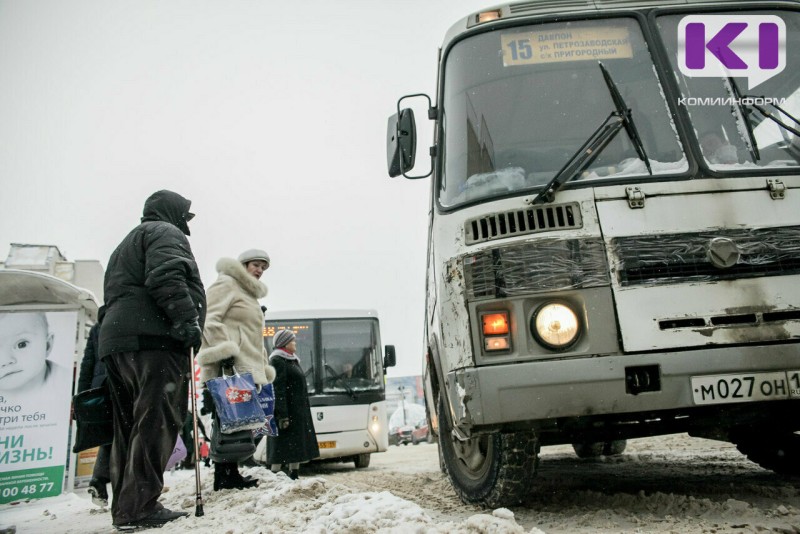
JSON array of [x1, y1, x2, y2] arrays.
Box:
[[0, 0, 495, 377]]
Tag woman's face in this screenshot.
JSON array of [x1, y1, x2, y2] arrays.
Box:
[[284, 340, 297, 353], [245, 260, 269, 279]]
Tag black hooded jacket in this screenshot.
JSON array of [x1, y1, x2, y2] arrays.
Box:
[[98, 190, 206, 357]]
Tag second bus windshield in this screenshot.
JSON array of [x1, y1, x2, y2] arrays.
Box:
[[265, 318, 383, 395]]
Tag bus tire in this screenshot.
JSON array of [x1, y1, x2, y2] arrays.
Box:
[[734, 431, 800, 476], [604, 440, 627, 456], [354, 453, 371, 469], [572, 442, 604, 458], [438, 395, 538, 508]]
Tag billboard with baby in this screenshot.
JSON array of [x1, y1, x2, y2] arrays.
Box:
[[0, 311, 77, 504]]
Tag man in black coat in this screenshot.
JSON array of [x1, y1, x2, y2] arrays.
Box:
[[98, 190, 206, 531]]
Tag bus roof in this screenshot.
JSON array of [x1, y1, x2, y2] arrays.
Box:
[[443, 0, 791, 50], [263, 309, 380, 321]]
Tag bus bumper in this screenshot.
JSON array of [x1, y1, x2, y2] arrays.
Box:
[[315, 428, 387, 460], [446, 343, 800, 428]]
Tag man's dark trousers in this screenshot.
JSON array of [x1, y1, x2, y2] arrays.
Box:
[[105, 350, 188, 525]]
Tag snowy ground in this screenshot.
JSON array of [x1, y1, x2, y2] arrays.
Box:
[[4, 433, 800, 533]]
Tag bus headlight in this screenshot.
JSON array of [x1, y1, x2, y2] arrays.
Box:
[[531, 302, 580, 349]]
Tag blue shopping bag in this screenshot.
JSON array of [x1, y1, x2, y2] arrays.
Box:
[[205, 368, 266, 434], [253, 383, 279, 437]]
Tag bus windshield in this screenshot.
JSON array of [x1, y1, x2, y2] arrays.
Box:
[[266, 316, 385, 397], [656, 10, 800, 172], [440, 17, 687, 208], [321, 319, 383, 394]]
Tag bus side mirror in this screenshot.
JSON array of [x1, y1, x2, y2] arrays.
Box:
[[387, 109, 417, 177], [384, 345, 396, 369]]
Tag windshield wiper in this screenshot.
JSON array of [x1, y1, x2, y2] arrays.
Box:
[[324, 364, 356, 399], [532, 62, 651, 204], [752, 101, 800, 137], [601, 62, 652, 176], [726, 76, 800, 140], [724, 76, 760, 163]]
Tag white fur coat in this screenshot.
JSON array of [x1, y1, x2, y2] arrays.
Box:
[[196, 258, 276, 386]]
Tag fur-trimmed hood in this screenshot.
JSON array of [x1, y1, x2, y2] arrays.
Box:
[[216, 257, 268, 299]]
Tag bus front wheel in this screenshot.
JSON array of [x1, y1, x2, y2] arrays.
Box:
[[734, 430, 800, 475], [438, 395, 538, 508]]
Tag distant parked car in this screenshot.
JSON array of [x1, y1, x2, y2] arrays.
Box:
[[410, 419, 431, 445], [389, 404, 427, 446]]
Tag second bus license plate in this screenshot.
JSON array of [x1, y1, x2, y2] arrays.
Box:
[[318, 441, 336, 449], [692, 370, 800, 405]]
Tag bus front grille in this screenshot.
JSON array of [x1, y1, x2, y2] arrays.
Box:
[[465, 202, 582, 245]]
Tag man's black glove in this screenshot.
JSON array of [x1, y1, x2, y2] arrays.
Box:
[[220, 356, 235, 371], [279, 418, 290, 430], [170, 319, 202, 351]]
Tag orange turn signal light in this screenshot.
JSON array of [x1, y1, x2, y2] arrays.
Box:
[[482, 313, 509, 335], [477, 9, 502, 24]]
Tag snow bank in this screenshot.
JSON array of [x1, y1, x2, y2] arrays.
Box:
[[1, 466, 538, 533]]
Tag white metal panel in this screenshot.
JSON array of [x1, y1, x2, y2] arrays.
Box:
[[613, 277, 800, 351], [311, 404, 369, 434], [597, 188, 800, 352], [597, 187, 800, 237], [595, 175, 799, 201], [312, 402, 388, 459]]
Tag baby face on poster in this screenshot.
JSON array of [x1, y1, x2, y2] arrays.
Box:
[[0, 312, 54, 392]]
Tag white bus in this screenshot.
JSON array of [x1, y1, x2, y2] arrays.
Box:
[[263, 309, 396, 468], [387, 0, 800, 508]]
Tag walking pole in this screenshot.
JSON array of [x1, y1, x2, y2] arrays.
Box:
[[189, 347, 205, 517]]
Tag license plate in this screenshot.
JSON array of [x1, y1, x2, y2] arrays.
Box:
[[318, 441, 336, 449], [691, 370, 800, 405]]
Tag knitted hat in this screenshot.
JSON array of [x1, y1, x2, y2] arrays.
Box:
[[238, 248, 270, 268], [273, 329, 296, 349]]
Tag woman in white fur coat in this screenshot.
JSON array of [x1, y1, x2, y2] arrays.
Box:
[[196, 249, 276, 491]]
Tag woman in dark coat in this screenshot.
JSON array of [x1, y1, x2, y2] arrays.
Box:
[[77, 321, 110, 507], [267, 329, 319, 479]]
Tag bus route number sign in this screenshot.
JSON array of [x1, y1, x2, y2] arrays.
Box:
[[501, 26, 633, 67]]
